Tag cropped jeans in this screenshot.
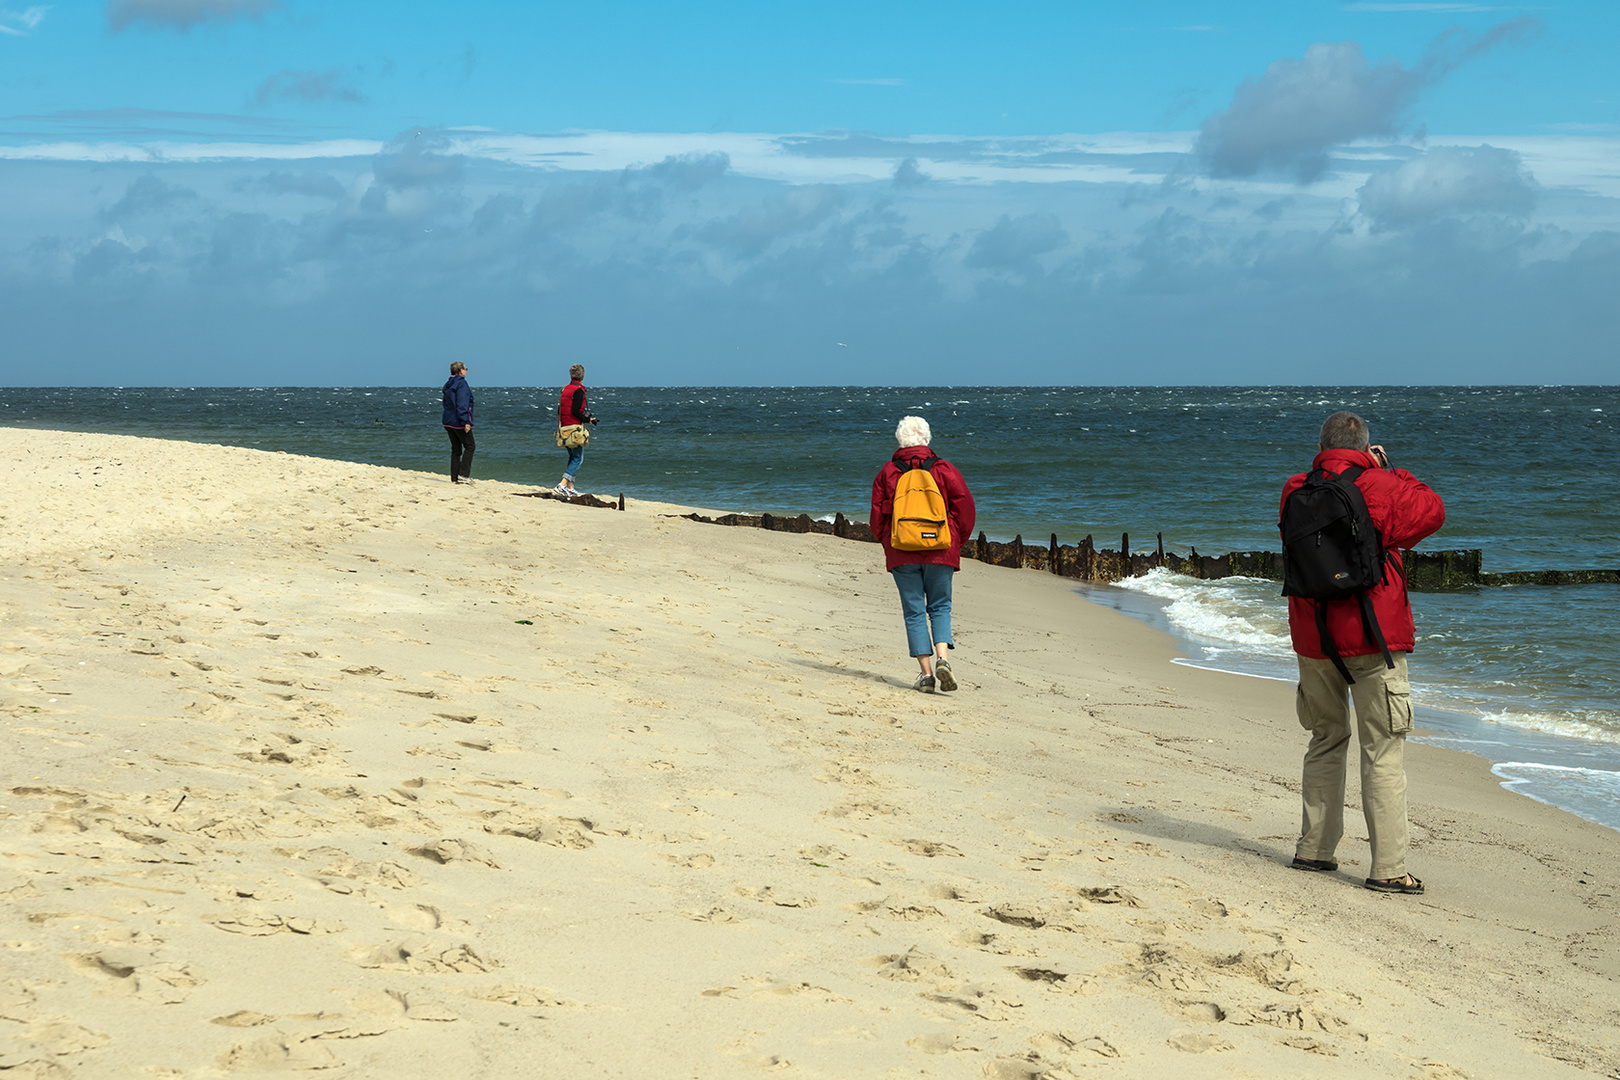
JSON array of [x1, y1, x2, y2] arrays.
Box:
[[563, 444, 584, 482], [891, 563, 955, 658]]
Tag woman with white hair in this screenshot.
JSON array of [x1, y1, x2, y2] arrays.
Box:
[[869, 415, 977, 692]]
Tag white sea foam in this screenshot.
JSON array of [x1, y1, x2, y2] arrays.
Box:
[[1479, 709, 1620, 746], [1113, 568, 1291, 655], [1490, 762, 1620, 829]]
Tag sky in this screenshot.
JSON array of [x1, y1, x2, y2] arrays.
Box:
[[2, 1, 1618, 386]]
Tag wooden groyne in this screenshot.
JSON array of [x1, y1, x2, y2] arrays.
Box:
[[669, 511, 1620, 592]]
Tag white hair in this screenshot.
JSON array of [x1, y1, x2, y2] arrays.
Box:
[[895, 415, 931, 448]]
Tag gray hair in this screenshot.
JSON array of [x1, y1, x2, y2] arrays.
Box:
[[569, 363, 585, 381], [895, 415, 932, 448], [1319, 411, 1370, 451]]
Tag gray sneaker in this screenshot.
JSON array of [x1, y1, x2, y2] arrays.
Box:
[[933, 659, 957, 692], [912, 674, 935, 693]]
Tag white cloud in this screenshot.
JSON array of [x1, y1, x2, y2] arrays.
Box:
[[0, 5, 49, 35], [1357, 144, 1536, 228], [0, 139, 383, 163]]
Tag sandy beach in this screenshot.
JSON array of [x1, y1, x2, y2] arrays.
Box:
[[2, 428, 1616, 1079]]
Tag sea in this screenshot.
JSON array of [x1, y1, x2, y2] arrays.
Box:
[[8, 385, 1619, 832]]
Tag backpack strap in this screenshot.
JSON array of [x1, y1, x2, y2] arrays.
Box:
[[1314, 601, 1356, 685], [1313, 462, 1394, 680], [1357, 592, 1396, 671]]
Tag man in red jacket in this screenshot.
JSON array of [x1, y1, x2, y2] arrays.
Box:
[[870, 415, 976, 693], [1282, 411, 1445, 895]]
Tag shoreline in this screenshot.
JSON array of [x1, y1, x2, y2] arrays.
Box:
[[1079, 579, 1620, 834], [4, 429, 1618, 1077]]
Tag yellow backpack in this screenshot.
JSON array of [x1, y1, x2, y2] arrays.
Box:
[[890, 457, 952, 552]]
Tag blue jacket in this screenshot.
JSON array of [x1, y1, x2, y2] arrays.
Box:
[[441, 375, 473, 428]]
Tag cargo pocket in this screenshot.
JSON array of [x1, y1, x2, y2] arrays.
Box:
[[1295, 684, 1315, 731], [1385, 682, 1414, 735]]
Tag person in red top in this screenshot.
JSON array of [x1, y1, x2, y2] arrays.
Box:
[[869, 415, 976, 693], [555, 364, 597, 496], [1281, 411, 1445, 895]]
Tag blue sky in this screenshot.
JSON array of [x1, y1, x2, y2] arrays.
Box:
[[2, 0, 1617, 385]]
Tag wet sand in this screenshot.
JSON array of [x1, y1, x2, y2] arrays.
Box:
[[2, 428, 1616, 1078]]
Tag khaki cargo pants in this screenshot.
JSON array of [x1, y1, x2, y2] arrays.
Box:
[[1295, 651, 1414, 881]]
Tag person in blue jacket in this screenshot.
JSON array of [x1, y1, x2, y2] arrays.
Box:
[[441, 362, 475, 484]]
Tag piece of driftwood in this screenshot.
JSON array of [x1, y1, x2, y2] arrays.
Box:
[[672, 512, 1617, 591], [514, 490, 626, 510]]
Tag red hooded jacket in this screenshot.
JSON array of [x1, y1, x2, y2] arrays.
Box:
[[1280, 448, 1445, 659], [870, 445, 977, 572]]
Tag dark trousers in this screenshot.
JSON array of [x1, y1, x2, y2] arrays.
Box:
[[445, 426, 474, 480]]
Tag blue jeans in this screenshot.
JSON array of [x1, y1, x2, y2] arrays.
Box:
[[891, 563, 954, 657], [563, 445, 584, 481]]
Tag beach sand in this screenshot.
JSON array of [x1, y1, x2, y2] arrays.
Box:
[[2, 428, 1616, 1079]]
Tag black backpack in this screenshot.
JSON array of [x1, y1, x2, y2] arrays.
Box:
[[1279, 465, 1394, 683]]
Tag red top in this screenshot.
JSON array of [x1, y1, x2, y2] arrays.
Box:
[[870, 445, 977, 572], [558, 380, 588, 427], [1280, 448, 1446, 659]]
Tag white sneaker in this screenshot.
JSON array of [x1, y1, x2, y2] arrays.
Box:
[[933, 659, 957, 692], [913, 674, 935, 693]]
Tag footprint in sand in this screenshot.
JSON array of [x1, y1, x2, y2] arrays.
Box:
[[0, 1021, 112, 1070], [1168, 1032, 1234, 1053], [871, 947, 954, 983], [218, 1032, 341, 1073], [404, 839, 501, 867], [65, 949, 204, 1003], [384, 904, 456, 932], [344, 938, 495, 974]]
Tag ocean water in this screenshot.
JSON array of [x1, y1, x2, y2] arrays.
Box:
[[8, 385, 1618, 829]]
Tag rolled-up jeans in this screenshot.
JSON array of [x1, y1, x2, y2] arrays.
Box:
[[563, 444, 584, 481], [891, 563, 954, 657]]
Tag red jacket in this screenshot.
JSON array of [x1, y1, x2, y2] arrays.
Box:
[[1280, 448, 1445, 659], [870, 446, 977, 572]]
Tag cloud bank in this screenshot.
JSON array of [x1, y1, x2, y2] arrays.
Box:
[[0, 120, 1615, 385]]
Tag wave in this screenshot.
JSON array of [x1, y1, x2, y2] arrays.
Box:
[[1112, 568, 1291, 655], [1490, 762, 1620, 830], [1479, 709, 1620, 746]]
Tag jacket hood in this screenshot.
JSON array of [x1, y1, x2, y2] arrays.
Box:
[[1312, 447, 1377, 472]]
